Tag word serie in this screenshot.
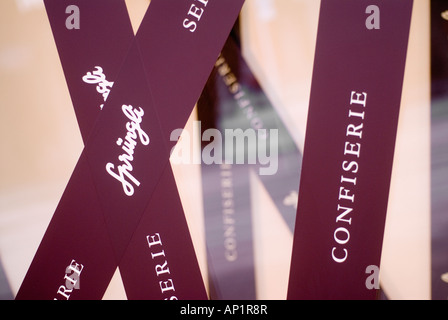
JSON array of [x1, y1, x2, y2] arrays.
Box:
[[183, 0, 209, 33], [54, 260, 84, 300], [146, 233, 177, 300]]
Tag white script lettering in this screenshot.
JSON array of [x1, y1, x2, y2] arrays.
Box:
[[82, 66, 114, 110], [106, 105, 150, 196]]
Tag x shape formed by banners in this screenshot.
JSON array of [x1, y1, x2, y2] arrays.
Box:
[[16, 0, 244, 300]]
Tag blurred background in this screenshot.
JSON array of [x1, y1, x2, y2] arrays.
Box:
[[0, 0, 437, 299]]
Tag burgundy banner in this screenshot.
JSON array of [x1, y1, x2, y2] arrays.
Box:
[[59, 0, 205, 299], [197, 30, 302, 299], [43, 0, 134, 144], [220, 36, 301, 231], [287, 0, 413, 299], [16, 0, 244, 300]]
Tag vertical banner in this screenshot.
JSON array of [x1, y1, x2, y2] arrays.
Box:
[[198, 27, 256, 299], [430, 0, 448, 300], [217, 35, 302, 231], [16, 0, 244, 300], [288, 0, 413, 299], [197, 26, 302, 298]]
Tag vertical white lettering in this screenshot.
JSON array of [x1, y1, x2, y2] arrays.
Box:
[[334, 227, 350, 245], [341, 175, 357, 185], [339, 186, 355, 202], [336, 205, 354, 225], [195, 0, 209, 6], [332, 247, 348, 263], [155, 261, 170, 277], [147, 233, 163, 248], [56, 285, 72, 300], [188, 4, 204, 20], [344, 142, 361, 157], [348, 109, 365, 120], [350, 91, 367, 106], [346, 123, 363, 138], [159, 279, 176, 293]]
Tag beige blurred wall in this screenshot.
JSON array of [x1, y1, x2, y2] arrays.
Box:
[[0, 0, 83, 296]]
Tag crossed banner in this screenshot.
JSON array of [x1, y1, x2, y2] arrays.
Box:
[[16, 0, 244, 300]]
